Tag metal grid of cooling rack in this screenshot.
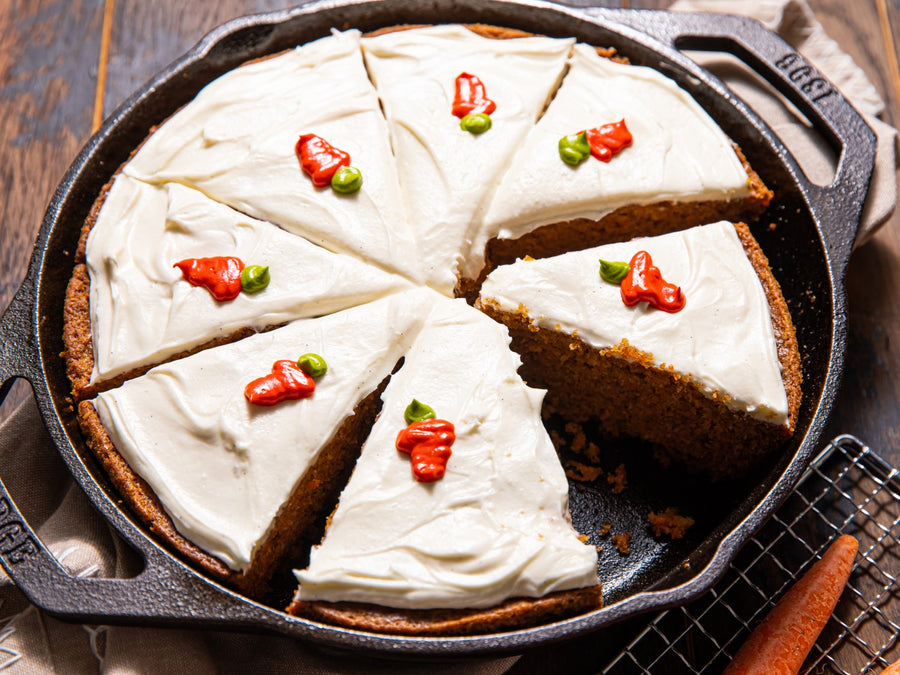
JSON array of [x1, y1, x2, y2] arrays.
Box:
[[602, 435, 900, 674]]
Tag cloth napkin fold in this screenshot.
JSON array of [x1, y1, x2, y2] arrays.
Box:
[[672, 0, 898, 245], [0, 0, 896, 672]]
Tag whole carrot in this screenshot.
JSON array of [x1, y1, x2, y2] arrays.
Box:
[[882, 659, 900, 674], [724, 534, 859, 675]]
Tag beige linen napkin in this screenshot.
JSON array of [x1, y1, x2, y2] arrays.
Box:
[[0, 0, 895, 672], [672, 0, 898, 246]]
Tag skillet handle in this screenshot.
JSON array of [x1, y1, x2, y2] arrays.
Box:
[[0, 282, 267, 627], [0, 464, 266, 626], [0, 277, 39, 404], [595, 8, 876, 277]]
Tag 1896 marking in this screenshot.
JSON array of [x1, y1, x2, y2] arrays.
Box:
[[776, 53, 835, 103]]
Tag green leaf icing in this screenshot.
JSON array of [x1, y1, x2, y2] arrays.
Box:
[[240, 265, 270, 293], [330, 166, 363, 194], [460, 113, 492, 134], [558, 132, 590, 166], [404, 398, 436, 425], [599, 259, 630, 284], [297, 353, 328, 379]]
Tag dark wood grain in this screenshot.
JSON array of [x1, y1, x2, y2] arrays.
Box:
[[0, 0, 105, 419], [102, 1, 296, 116], [802, 0, 900, 456]]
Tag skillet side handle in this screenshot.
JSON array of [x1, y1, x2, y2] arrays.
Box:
[[0, 277, 39, 404], [0, 468, 238, 625], [0, 461, 264, 627], [0, 281, 75, 610], [597, 9, 877, 277], [0, 280, 254, 626]]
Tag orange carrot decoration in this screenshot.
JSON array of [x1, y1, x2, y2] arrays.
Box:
[[174, 256, 244, 301], [723, 534, 858, 675], [451, 72, 496, 118], [244, 360, 315, 406], [396, 418, 455, 482]]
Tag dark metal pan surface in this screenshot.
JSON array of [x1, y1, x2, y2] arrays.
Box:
[[0, 0, 876, 657]]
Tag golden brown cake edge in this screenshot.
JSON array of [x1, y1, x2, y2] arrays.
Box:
[[476, 222, 799, 480], [287, 585, 603, 636], [77, 377, 390, 598]]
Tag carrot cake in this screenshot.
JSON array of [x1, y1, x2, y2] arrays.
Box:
[[61, 24, 796, 634], [80, 290, 427, 596], [288, 295, 601, 634], [478, 221, 801, 478], [121, 29, 420, 280], [471, 42, 772, 279], [361, 25, 573, 294], [66, 176, 412, 398]]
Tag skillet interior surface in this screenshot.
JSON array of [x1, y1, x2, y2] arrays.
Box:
[[6, 0, 871, 656]]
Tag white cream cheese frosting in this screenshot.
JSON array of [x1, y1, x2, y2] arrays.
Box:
[[74, 25, 792, 617], [122, 30, 420, 281], [294, 296, 598, 609], [474, 43, 753, 268], [85, 176, 413, 384], [479, 221, 789, 424], [93, 289, 431, 571], [361, 25, 573, 291]]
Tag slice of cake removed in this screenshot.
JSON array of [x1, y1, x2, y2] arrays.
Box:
[[122, 29, 419, 280], [288, 295, 600, 635], [78, 289, 431, 597], [473, 44, 772, 277], [65, 177, 413, 399], [361, 25, 573, 295], [477, 221, 801, 479]]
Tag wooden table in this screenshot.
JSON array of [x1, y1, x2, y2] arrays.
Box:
[[1, 1, 897, 671]]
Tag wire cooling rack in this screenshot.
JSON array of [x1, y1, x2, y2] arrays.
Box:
[[602, 435, 900, 674]]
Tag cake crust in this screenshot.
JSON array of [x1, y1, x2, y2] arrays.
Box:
[[460, 148, 772, 298], [77, 378, 390, 598], [62, 22, 784, 634], [287, 585, 603, 636], [478, 222, 800, 480]]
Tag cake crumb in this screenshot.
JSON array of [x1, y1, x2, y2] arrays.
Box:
[[648, 507, 695, 540], [565, 461, 604, 482], [564, 422, 588, 453], [607, 463, 627, 494], [598, 522, 612, 536], [523, 254, 534, 261], [578, 533, 589, 543], [612, 533, 631, 555]]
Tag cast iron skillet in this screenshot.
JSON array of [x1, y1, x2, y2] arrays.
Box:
[[0, 0, 876, 657]]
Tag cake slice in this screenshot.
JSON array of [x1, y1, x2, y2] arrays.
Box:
[[288, 295, 600, 635], [478, 221, 801, 479], [64, 177, 413, 399], [122, 29, 419, 280], [473, 44, 772, 276], [78, 289, 430, 597], [361, 25, 573, 295]]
